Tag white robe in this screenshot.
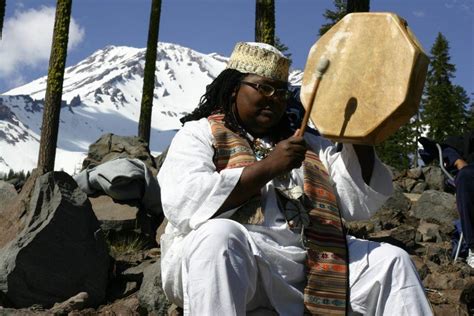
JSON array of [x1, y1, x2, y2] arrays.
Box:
[[158, 118, 432, 315]]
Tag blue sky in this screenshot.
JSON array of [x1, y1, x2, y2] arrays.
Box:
[[1, 0, 473, 96]]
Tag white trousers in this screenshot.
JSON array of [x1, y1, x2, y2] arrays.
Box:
[[181, 219, 432, 316]]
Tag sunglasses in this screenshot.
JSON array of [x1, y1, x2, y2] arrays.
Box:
[[240, 81, 292, 100]]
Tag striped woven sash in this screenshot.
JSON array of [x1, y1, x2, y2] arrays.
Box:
[[208, 114, 348, 315]]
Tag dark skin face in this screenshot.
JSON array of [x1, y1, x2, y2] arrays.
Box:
[[234, 74, 288, 137]]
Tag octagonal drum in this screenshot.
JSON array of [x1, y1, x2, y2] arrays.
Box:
[[300, 13, 429, 145]]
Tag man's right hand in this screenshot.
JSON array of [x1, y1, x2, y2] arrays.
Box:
[[265, 134, 307, 177]]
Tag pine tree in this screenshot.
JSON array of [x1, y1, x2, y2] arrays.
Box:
[[319, 0, 370, 36], [7, 168, 13, 180], [466, 96, 474, 130], [255, 0, 275, 45], [452, 85, 471, 133], [37, 0, 72, 173], [138, 0, 162, 144], [319, 0, 346, 36], [0, 0, 5, 39], [274, 36, 292, 66], [376, 116, 420, 170], [421, 32, 468, 142]]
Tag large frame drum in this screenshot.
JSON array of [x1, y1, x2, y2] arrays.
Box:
[[300, 13, 429, 144]]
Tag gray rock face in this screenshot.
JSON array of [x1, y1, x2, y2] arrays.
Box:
[[137, 259, 171, 314], [411, 190, 458, 224], [0, 171, 109, 308]]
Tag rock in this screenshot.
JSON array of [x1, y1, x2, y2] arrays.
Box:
[[137, 259, 171, 314], [403, 192, 421, 202], [410, 255, 430, 280], [371, 209, 407, 232], [0, 169, 41, 249], [460, 282, 474, 314], [416, 242, 453, 266], [410, 181, 427, 194], [424, 271, 467, 290], [407, 167, 423, 179], [0, 181, 17, 209], [0, 289, 12, 307], [0, 171, 109, 308], [168, 304, 183, 316], [423, 166, 445, 191], [90, 194, 139, 232], [96, 293, 145, 315], [438, 221, 456, 242], [82, 133, 156, 173], [154, 147, 169, 174], [416, 220, 442, 243], [345, 220, 374, 239], [0, 307, 51, 315], [387, 166, 405, 181], [369, 224, 417, 250], [392, 181, 404, 193], [49, 292, 89, 315], [403, 178, 417, 192], [411, 190, 458, 224], [380, 190, 411, 213]]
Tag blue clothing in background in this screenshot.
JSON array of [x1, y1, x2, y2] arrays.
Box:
[[455, 164, 474, 250]]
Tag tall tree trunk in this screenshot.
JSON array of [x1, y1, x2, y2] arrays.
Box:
[[138, 0, 162, 144], [346, 0, 370, 13], [37, 0, 72, 173], [255, 0, 275, 45], [0, 0, 5, 39]]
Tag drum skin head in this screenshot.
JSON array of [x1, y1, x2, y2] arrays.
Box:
[[301, 13, 429, 145]]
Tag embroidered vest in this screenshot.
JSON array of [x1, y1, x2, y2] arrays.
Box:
[[208, 114, 349, 315]]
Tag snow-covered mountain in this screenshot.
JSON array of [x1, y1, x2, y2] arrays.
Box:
[[0, 42, 302, 175]]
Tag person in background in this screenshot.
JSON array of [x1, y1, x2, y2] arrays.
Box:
[[158, 42, 432, 315], [419, 135, 474, 267]]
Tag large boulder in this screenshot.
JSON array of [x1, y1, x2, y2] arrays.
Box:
[[0, 171, 109, 308], [82, 133, 156, 173], [411, 190, 458, 224]]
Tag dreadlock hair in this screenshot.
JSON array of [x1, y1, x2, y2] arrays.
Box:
[[180, 68, 244, 129]]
